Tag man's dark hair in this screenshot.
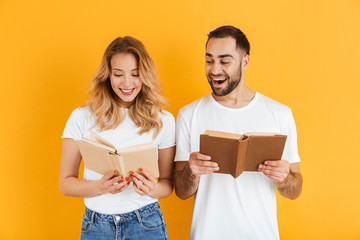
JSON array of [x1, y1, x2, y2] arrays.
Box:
[[206, 25, 250, 55]]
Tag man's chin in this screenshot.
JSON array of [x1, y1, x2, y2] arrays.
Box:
[[212, 89, 227, 97]]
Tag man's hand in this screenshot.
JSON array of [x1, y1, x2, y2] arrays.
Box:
[[173, 152, 219, 200], [259, 161, 302, 200], [258, 160, 290, 183], [188, 152, 219, 176]]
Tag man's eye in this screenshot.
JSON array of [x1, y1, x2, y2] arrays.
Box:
[[206, 61, 213, 64], [221, 62, 229, 65]]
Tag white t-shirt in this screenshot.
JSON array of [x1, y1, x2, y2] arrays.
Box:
[[62, 106, 175, 214], [175, 92, 301, 240]]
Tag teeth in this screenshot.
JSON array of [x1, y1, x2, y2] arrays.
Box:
[[121, 89, 133, 93], [214, 79, 226, 84]]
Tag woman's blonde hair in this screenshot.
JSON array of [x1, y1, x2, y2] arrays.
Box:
[[86, 36, 167, 137]]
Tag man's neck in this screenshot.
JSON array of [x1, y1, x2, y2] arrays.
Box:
[[212, 82, 256, 109]]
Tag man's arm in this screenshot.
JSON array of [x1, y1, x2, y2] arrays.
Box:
[[258, 161, 302, 200], [173, 152, 219, 200]]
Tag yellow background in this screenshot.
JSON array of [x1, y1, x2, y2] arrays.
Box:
[[1, 0, 359, 239]]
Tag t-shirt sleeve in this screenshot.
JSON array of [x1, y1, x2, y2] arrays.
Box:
[[280, 109, 301, 164], [157, 112, 176, 149], [174, 109, 191, 162], [61, 108, 88, 141]]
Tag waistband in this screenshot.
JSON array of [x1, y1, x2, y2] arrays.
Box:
[[84, 202, 160, 223]]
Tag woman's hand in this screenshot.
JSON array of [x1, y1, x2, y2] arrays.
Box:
[[99, 170, 130, 194], [130, 168, 158, 197]]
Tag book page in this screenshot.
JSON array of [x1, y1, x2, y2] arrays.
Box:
[[90, 130, 116, 149], [118, 142, 155, 152], [78, 138, 116, 152], [204, 130, 242, 140]]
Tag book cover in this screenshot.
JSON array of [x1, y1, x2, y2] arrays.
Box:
[[200, 130, 287, 178]]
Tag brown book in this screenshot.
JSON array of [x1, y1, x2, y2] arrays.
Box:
[[77, 131, 159, 178], [200, 130, 287, 178]]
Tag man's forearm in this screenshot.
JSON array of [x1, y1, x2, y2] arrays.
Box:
[[174, 163, 200, 200], [276, 171, 302, 200]]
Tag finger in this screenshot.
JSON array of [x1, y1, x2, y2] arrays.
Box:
[[109, 180, 129, 194], [191, 165, 219, 173], [263, 172, 287, 183], [190, 165, 218, 176], [130, 171, 152, 186], [258, 164, 287, 173], [138, 168, 157, 183], [132, 175, 151, 193], [111, 183, 129, 194], [189, 158, 218, 168], [103, 175, 124, 188], [132, 181, 146, 195], [112, 175, 125, 184], [264, 160, 289, 167], [190, 152, 211, 161], [261, 168, 288, 180], [103, 170, 119, 180]]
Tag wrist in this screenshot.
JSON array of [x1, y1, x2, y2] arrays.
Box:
[[96, 180, 107, 195], [147, 182, 160, 198], [185, 163, 200, 180]]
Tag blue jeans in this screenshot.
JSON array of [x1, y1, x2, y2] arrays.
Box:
[[80, 202, 168, 240]]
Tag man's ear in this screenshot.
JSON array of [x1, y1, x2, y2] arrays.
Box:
[[243, 54, 250, 69]]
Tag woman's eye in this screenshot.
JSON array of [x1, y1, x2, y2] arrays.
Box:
[[114, 74, 123, 77], [132, 74, 139, 77]]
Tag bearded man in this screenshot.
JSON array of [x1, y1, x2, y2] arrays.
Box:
[[173, 25, 303, 240]]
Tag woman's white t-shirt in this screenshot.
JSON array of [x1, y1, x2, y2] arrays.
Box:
[[62, 107, 175, 214]]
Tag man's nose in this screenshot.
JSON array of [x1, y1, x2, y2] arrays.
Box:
[[210, 63, 222, 75]]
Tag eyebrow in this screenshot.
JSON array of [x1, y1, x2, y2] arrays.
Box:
[[206, 53, 234, 59], [112, 68, 139, 71]]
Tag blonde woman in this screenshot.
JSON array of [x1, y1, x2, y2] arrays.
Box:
[[59, 36, 175, 240]]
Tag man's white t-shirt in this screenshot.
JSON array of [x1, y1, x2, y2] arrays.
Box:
[[62, 107, 175, 214], [175, 92, 301, 240]]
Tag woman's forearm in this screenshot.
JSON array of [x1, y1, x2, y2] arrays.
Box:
[[148, 178, 173, 199], [59, 176, 103, 198]]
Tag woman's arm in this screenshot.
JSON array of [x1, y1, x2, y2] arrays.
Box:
[[59, 138, 129, 197], [130, 146, 175, 199]]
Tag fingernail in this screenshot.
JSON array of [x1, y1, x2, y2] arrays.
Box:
[[120, 176, 124, 179], [127, 182, 130, 185], [126, 178, 130, 182], [130, 174, 133, 178], [114, 170, 117, 174], [130, 171, 134, 174], [139, 168, 143, 171]]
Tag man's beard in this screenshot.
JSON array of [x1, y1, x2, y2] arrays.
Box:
[[207, 63, 242, 97]]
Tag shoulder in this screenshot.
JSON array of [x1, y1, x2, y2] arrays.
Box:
[[178, 95, 209, 118], [62, 106, 93, 140], [158, 110, 175, 123], [69, 106, 93, 119], [257, 92, 292, 116]]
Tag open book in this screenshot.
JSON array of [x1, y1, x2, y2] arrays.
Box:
[[77, 131, 159, 178], [200, 130, 287, 178]]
